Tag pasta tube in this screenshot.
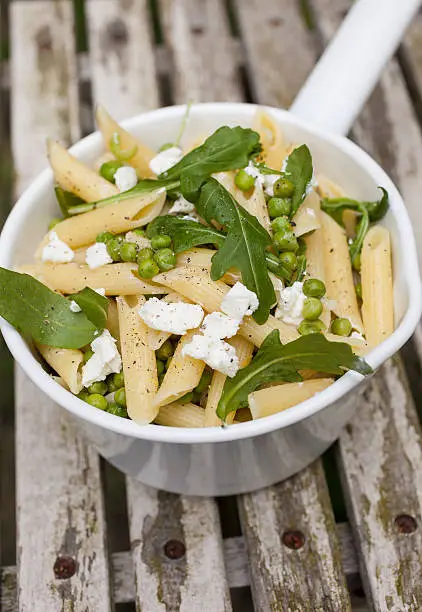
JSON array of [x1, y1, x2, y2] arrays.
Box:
[[116, 295, 158, 423], [205, 335, 254, 427], [321, 211, 364, 333], [292, 191, 321, 237], [20, 262, 166, 296], [155, 402, 205, 428], [36, 344, 83, 394], [361, 226, 394, 348], [48, 140, 117, 202], [252, 110, 288, 169], [106, 298, 120, 348], [153, 331, 206, 409], [96, 105, 156, 178], [249, 378, 334, 419]]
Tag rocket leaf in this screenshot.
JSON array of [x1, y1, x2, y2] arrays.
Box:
[[284, 145, 314, 216], [68, 287, 109, 330]]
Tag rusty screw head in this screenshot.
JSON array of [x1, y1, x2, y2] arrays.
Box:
[[163, 539, 186, 560], [53, 555, 76, 579], [394, 514, 417, 534], [282, 530, 305, 550]]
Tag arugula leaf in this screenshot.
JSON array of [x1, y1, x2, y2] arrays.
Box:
[[284, 145, 313, 216], [160, 126, 262, 202], [321, 187, 389, 264], [0, 268, 99, 349], [68, 287, 109, 329], [217, 330, 372, 420], [253, 162, 283, 176], [196, 178, 275, 323], [67, 178, 179, 215], [55, 186, 85, 218]]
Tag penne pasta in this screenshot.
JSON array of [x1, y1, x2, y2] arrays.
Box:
[[316, 174, 345, 199], [116, 295, 158, 423], [96, 105, 156, 178], [205, 335, 254, 427], [155, 266, 299, 347], [20, 262, 166, 296], [361, 226, 394, 348], [249, 378, 334, 419], [36, 344, 83, 394], [321, 211, 364, 334], [38, 188, 166, 250], [252, 110, 288, 169], [48, 140, 117, 202], [292, 191, 321, 237], [153, 331, 206, 409], [155, 402, 205, 428]]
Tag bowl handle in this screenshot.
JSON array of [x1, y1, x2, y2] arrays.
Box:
[[290, 0, 421, 136]]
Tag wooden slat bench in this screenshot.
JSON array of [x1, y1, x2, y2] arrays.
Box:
[[1, 1, 422, 610]]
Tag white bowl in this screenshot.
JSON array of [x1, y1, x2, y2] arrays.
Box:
[[1, 103, 421, 495]]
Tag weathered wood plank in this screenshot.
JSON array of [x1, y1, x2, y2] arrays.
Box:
[[86, 0, 159, 119], [312, 1, 422, 609], [10, 2, 112, 610], [238, 460, 351, 611], [232, 0, 317, 107], [126, 484, 232, 611], [158, 0, 242, 103]]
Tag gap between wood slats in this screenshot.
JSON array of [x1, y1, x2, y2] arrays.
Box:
[[0, 524, 361, 609]]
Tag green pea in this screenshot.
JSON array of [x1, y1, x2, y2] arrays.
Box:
[[266, 252, 282, 273], [77, 390, 90, 402], [100, 160, 124, 183], [355, 282, 362, 299], [96, 231, 114, 244], [331, 318, 352, 337], [303, 278, 326, 299], [166, 356, 173, 370], [234, 168, 255, 191], [195, 369, 212, 394], [48, 217, 62, 231], [138, 258, 159, 279], [151, 234, 172, 250], [108, 371, 125, 393], [120, 241, 138, 262], [154, 248, 176, 272], [107, 237, 123, 262], [114, 387, 127, 408], [158, 372, 165, 386], [274, 230, 298, 252], [352, 252, 361, 271], [271, 215, 292, 233], [87, 381, 108, 395], [273, 177, 295, 198], [268, 198, 292, 218], [87, 393, 108, 410], [83, 348, 94, 363], [138, 247, 154, 263], [298, 319, 325, 335], [156, 339, 174, 361], [302, 297, 323, 321], [156, 359, 165, 377], [107, 402, 128, 418], [179, 391, 194, 404], [159, 142, 175, 152], [279, 251, 297, 270], [132, 227, 146, 237]]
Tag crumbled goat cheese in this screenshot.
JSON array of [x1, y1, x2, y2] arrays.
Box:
[[125, 231, 151, 250], [168, 195, 195, 215], [262, 173, 280, 197], [200, 312, 240, 340], [82, 330, 122, 387], [182, 337, 239, 378], [139, 298, 204, 335], [221, 282, 259, 320], [69, 300, 82, 313], [114, 165, 138, 192], [85, 242, 113, 269], [42, 231, 74, 263], [244, 162, 264, 187], [274, 281, 306, 326], [94, 288, 106, 296], [149, 146, 183, 175]]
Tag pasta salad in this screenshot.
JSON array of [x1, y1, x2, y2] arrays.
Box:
[[0, 105, 394, 427]]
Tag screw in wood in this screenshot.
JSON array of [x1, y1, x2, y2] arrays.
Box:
[[53, 555, 77, 579], [394, 514, 418, 534], [282, 530, 305, 550], [163, 539, 186, 559]]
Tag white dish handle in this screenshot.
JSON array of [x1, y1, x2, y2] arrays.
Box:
[[290, 0, 421, 136]]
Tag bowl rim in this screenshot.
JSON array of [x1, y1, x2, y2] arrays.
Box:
[[1, 101, 421, 444]]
